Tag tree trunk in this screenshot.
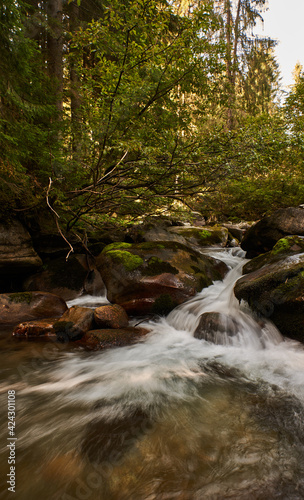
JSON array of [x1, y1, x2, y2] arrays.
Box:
[[225, 0, 233, 130], [46, 0, 63, 112], [68, 1, 82, 157]]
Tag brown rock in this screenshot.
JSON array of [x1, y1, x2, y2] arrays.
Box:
[[54, 306, 94, 341], [0, 220, 42, 286], [96, 241, 228, 315], [241, 207, 304, 258], [82, 327, 149, 349], [194, 312, 240, 344], [94, 304, 129, 329], [0, 292, 67, 325], [24, 255, 106, 301], [13, 318, 57, 338]]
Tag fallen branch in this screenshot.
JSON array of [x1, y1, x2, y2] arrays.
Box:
[[46, 177, 74, 260]]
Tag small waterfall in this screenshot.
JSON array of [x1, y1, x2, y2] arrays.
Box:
[[167, 248, 283, 348]]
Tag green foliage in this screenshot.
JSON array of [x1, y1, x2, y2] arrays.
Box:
[[1, 0, 303, 225], [0, 0, 61, 215]]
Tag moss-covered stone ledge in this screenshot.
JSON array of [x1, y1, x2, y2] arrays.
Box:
[[243, 236, 304, 275], [96, 241, 228, 315], [0, 292, 67, 325]]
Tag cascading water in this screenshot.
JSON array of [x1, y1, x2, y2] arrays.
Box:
[[1, 248, 304, 500]]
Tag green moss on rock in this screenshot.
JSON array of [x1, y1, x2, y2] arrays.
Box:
[[199, 230, 212, 241], [102, 242, 132, 252], [152, 294, 178, 315], [106, 250, 144, 271], [271, 238, 291, 255], [9, 292, 33, 304], [145, 257, 179, 276]]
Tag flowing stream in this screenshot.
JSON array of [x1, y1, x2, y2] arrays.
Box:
[[1, 249, 304, 500]]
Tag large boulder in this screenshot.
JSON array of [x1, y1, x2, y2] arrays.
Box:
[[53, 306, 94, 341], [234, 254, 304, 343], [128, 222, 229, 249], [168, 226, 229, 248], [0, 292, 67, 325], [241, 207, 304, 258], [243, 236, 304, 275], [96, 241, 228, 315], [23, 255, 105, 301], [0, 220, 42, 288]]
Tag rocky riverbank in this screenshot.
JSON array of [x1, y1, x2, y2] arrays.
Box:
[[2, 208, 304, 346]]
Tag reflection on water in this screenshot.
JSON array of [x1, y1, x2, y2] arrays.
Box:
[[1, 249, 304, 499]]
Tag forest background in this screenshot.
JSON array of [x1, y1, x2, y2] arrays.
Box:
[[1, 0, 304, 235]]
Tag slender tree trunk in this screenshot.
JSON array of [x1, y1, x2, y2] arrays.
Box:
[[68, 1, 82, 158], [46, 0, 63, 112], [225, 0, 234, 129]]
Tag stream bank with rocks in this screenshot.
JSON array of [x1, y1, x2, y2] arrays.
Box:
[[1, 208, 304, 347]]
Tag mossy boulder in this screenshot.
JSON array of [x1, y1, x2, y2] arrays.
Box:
[[234, 254, 304, 343], [127, 223, 229, 249], [0, 292, 67, 325], [23, 254, 105, 301], [243, 236, 304, 275], [96, 241, 228, 315], [241, 207, 304, 258], [168, 226, 229, 247]]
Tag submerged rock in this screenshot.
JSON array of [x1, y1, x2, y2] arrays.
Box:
[[96, 241, 228, 315], [0, 292, 67, 325], [241, 207, 304, 258], [194, 312, 240, 344], [234, 254, 304, 343], [81, 407, 154, 464]]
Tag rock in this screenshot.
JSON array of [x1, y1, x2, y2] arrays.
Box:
[[194, 312, 240, 344], [54, 306, 94, 341], [96, 241, 228, 315], [243, 236, 304, 275], [94, 304, 129, 329], [0, 292, 67, 325], [234, 254, 304, 343], [13, 318, 57, 338], [168, 226, 229, 247], [0, 220, 42, 287], [23, 255, 105, 301], [222, 223, 247, 242], [82, 327, 149, 349], [127, 222, 229, 248], [81, 407, 153, 464], [241, 207, 304, 258]]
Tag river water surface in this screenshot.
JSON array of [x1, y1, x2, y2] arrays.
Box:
[[1, 249, 304, 499]]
